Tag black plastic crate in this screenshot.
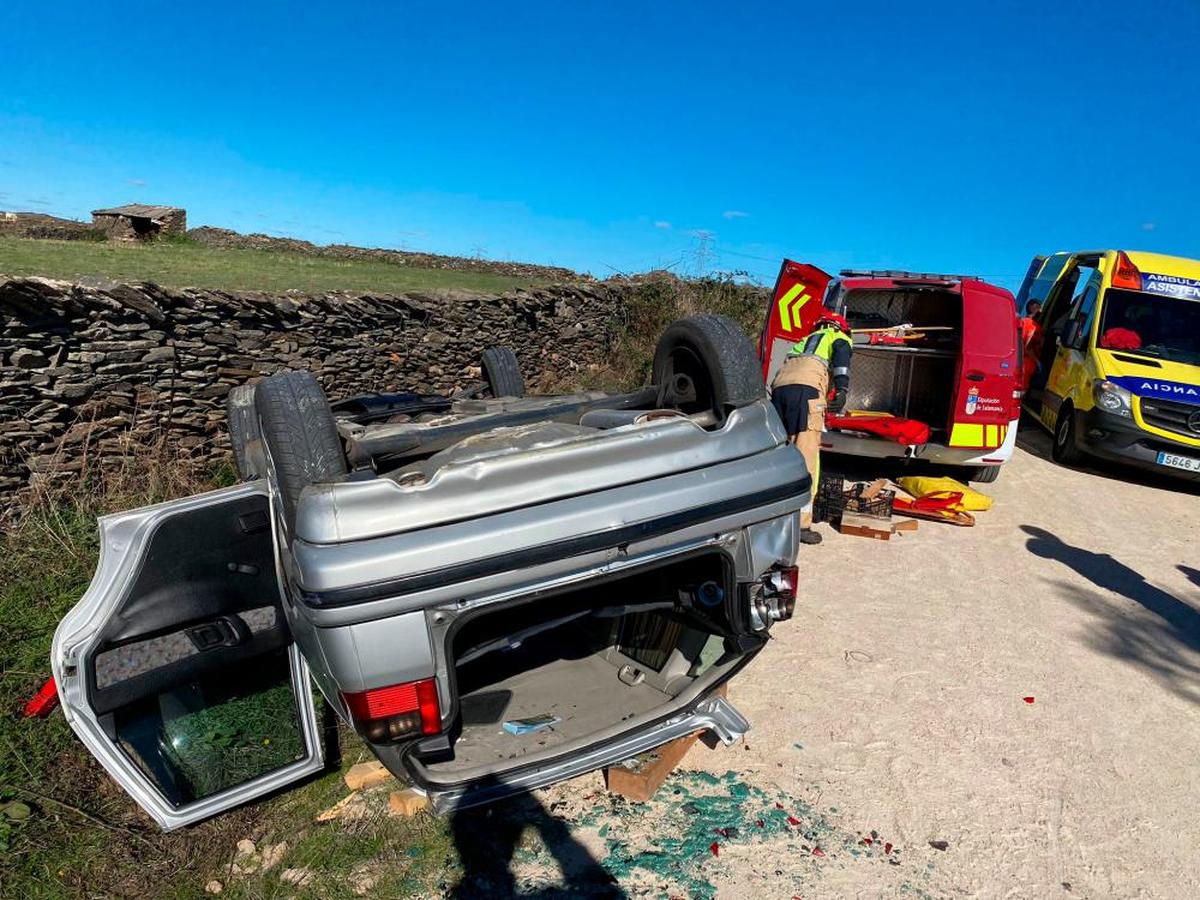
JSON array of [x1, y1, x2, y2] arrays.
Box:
[[815, 473, 894, 523]]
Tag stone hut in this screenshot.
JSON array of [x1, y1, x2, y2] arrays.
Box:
[[91, 204, 187, 242]]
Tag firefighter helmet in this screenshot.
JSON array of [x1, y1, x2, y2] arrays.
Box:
[[814, 312, 851, 334]]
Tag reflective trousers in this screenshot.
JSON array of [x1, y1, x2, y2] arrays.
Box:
[[771, 355, 829, 528]]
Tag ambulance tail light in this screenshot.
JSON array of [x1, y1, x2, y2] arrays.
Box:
[[1112, 252, 1142, 291], [342, 678, 442, 743]]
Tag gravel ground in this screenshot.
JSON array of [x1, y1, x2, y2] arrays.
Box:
[[514, 434, 1199, 899], [699, 433, 1200, 898]]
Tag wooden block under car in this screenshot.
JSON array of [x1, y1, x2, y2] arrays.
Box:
[[605, 730, 701, 803], [838, 510, 893, 540], [604, 684, 728, 802], [388, 788, 431, 817], [343, 760, 393, 791]]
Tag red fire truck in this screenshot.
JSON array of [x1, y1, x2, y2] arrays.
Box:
[[758, 261, 1022, 483]]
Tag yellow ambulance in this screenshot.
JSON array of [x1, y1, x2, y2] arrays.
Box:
[[1017, 249, 1200, 480]]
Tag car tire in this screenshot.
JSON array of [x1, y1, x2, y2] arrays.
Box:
[[1051, 404, 1085, 466], [253, 370, 348, 532], [970, 464, 1002, 484], [651, 314, 765, 420], [481, 347, 525, 398], [226, 383, 265, 480]]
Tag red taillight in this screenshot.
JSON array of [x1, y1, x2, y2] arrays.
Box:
[[23, 676, 60, 718], [342, 678, 441, 742], [1112, 251, 1142, 291]]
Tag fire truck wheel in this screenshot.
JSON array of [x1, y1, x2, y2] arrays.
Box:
[[970, 465, 1002, 484]]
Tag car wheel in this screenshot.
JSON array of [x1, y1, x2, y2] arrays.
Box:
[[1051, 404, 1084, 465], [481, 347, 525, 398], [226, 384, 265, 480], [651, 314, 765, 421], [254, 371, 348, 532], [970, 464, 1002, 484]]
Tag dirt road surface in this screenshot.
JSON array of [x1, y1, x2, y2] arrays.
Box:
[[514, 435, 1200, 899]]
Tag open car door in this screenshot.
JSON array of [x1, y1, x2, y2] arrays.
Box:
[[758, 259, 833, 383], [51, 483, 324, 831]]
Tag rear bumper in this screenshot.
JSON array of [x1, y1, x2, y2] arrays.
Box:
[[821, 419, 1017, 467], [1076, 409, 1200, 481]]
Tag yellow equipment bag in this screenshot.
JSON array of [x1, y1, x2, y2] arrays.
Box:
[[896, 476, 993, 512]]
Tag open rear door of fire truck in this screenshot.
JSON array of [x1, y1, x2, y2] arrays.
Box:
[[758, 260, 833, 384]]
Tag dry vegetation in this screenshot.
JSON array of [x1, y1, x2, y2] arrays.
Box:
[[0, 270, 768, 898]]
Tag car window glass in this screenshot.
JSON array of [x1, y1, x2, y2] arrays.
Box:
[[1026, 253, 1071, 311], [1070, 271, 1101, 341], [110, 647, 307, 807]]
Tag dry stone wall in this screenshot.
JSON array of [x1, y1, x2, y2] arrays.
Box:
[[0, 275, 629, 501]]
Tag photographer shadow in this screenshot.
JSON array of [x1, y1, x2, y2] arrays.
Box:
[[448, 777, 626, 899]]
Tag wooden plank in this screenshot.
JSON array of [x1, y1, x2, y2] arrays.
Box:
[[892, 518, 919, 533], [838, 510, 893, 540], [604, 684, 728, 803], [605, 730, 701, 802], [892, 503, 975, 527], [859, 479, 889, 500]]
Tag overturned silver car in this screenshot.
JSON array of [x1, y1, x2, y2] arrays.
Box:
[[51, 315, 809, 829]]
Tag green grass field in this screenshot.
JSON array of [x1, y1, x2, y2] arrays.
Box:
[[0, 457, 456, 898], [0, 237, 551, 294]]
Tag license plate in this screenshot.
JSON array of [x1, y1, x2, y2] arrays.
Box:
[[1156, 451, 1200, 472]]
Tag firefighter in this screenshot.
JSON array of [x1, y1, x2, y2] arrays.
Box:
[[770, 312, 853, 545]]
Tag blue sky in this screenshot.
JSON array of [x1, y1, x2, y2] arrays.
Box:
[[2, 1, 1197, 290]]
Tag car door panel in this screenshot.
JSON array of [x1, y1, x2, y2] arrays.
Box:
[[52, 482, 324, 831]]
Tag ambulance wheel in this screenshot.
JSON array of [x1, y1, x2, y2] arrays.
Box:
[[970, 464, 1002, 484], [226, 383, 265, 480], [254, 370, 348, 533], [1051, 404, 1084, 466], [652, 315, 765, 420], [482, 346, 525, 398]]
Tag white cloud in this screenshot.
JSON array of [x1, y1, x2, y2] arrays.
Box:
[[127, 178, 146, 187], [722, 210, 749, 220], [1141, 222, 1156, 231], [654, 220, 672, 229]]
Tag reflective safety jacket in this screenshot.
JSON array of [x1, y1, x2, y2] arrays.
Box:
[[790, 326, 853, 390]]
